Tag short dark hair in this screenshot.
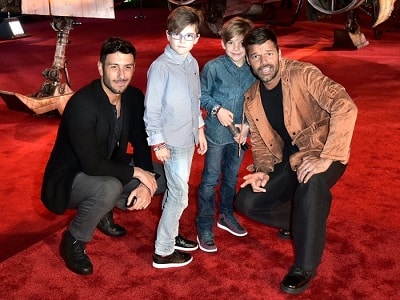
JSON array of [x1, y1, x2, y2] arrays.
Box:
[[100, 37, 136, 64], [243, 27, 279, 53], [167, 6, 203, 34]]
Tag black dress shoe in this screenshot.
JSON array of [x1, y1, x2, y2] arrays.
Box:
[[97, 210, 126, 237], [278, 228, 292, 240], [174, 234, 198, 251], [280, 266, 316, 294], [60, 230, 93, 275]]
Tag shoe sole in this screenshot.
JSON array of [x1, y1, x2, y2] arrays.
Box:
[[174, 245, 198, 251], [217, 222, 248, 237], [152, 256, 193, 269], [280, 271, 316, 295], [196, 236, 217, 253], [280, 282, 311, 295], [278, 231, 292, 240]]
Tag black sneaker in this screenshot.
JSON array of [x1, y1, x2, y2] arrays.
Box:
[[197, 236, 217, 253], [174, 234, 198, 251], [217, 213, 247, 237], [60, 231, 93, 275], [152, 250, 193, 269]]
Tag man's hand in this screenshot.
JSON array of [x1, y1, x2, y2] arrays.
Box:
[[126, 183, 152, 211], [133, 167, 157, 196], [240, 172, 270, 192], [297, 156, 333, 183]]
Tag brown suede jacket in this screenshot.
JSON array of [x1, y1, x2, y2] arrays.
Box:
[[244, 57, 358, 174]]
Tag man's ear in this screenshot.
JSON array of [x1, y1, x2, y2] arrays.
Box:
[[97, 61, 103, 76]]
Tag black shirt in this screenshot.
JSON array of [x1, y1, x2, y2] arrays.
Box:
[[110, 104, 123, 159], [260, 80, 298, 159]]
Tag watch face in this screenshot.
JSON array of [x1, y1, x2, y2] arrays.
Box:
[[212, 105, 220, 115]]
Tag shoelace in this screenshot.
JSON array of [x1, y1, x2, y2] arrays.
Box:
[[72, 240, 89, 261]]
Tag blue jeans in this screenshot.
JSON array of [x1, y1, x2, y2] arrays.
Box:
[[155, 145, 194, 256], [197, 141, 244, 240]]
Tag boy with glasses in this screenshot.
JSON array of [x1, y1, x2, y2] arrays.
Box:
[[144, 6, 207, 268]]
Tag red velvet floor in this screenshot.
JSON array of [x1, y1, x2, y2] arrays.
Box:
[[0, 6, 399, 300]]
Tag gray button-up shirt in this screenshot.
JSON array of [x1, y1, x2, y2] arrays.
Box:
[[144, 45, 204, 148]]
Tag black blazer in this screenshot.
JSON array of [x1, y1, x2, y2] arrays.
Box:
[[41, 79, 153, 214]]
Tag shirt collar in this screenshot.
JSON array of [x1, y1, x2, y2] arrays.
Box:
[[164, 44, 193, 65]]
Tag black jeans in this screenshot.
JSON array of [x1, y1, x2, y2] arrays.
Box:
[[235, 160, 346, 271]]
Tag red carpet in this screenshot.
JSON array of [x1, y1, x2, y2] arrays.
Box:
[[0, 6, 399, 299]]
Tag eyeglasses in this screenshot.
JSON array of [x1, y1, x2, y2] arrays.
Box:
[[168, 32, 198, 41]]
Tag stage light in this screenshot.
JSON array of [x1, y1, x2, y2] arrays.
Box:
[[0, 17, 28, 40]]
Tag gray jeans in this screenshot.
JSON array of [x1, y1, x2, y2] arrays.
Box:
[[68, 162, 166, 242]]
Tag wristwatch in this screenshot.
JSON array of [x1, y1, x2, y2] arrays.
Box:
[[211, 105, 221, 116]]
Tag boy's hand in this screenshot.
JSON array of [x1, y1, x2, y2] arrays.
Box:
[[197, 127, 207, 155], [155, 147, 170, 163], [236, 124, 249, 145], [216, 107, 234, 126]]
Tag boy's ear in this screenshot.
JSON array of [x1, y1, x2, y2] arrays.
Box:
[[221, 39, 226, 50], [193, 34, 200, 45]]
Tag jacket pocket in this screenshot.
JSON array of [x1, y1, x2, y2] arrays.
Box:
[[292, 118, 329, 149]]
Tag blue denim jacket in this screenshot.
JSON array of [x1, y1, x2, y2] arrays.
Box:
[[200, 54, 255, 145]]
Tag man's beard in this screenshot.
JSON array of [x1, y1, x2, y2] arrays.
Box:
[[103, 75, 128, 95], [257, 64, 279, 84]]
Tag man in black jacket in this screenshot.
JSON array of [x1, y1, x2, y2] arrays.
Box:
[[41, 37, 165, 275]]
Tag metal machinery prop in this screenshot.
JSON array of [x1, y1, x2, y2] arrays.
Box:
[[167, 0, 398, 46], [33, 17, 75, 100], [0, 0, 115, 115]]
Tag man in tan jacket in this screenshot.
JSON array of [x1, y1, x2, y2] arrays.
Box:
[[234, 27, 357, 295]]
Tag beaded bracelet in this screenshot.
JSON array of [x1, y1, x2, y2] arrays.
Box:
[[152, 143, 167, 152]]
